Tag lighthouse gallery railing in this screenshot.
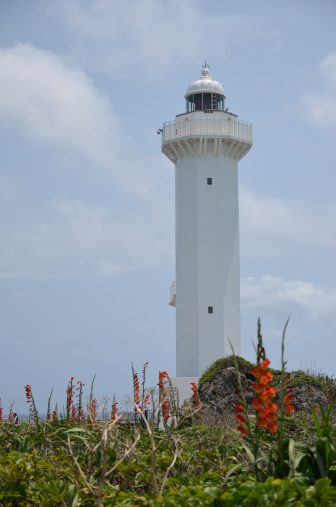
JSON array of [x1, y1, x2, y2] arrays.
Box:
[[162, 117, 252, 144]]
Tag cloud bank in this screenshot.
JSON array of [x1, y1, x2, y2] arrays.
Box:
[[0, 44, 120, 166], [242, 275, 336, 321]]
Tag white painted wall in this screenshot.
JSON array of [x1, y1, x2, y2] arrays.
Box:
[[175, 152, 241, 377]]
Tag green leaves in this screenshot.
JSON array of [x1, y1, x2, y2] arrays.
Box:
[[0, 421, 336, 505]]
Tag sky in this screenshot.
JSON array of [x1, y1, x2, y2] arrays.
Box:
[[0, 0, 336, 413]]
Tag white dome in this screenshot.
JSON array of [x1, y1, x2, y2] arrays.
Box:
[[185, 67, 225, 98]]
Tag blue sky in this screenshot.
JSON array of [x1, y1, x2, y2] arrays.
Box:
[[0, 0, 336, 412]]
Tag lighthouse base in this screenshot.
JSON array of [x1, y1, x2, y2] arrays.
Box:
[[171, 377, 199, 406]]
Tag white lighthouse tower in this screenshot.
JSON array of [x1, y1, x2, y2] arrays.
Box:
[[162, 64, 252, 391]]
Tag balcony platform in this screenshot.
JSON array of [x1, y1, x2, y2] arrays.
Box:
[[162, 116, 252, 163]]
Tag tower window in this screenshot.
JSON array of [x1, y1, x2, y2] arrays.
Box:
[[207, 177, 212, 185], [208, 306, 213, 314]]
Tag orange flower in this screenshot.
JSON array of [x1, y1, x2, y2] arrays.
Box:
[[252, 357, 278, 434]]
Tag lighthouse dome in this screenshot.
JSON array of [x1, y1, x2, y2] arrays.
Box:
[[185, 65, 225, 98]]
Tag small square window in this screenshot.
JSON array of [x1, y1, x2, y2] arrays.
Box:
[[208, 306, 213, 314], [207, 177, 212, 185]]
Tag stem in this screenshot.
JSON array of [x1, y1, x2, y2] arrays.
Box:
[[277, 319, 290, 468], [47, 387, 53, 422]]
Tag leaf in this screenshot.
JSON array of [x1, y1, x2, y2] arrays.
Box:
[[222, 464, 242, 486], [71, 492, 79, 507], [288, 439, 295, 461], [242, 444, 256, 465]]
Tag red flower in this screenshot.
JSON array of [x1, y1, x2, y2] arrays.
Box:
[[89, 398, 97, 424], [190, 382, 200, 408], [284, 388, 295, 416], [162, 399, 170, 421], [25, 385, 32, 401], [66, 377, 75, 420], [111, 400, 118, 421], [234, 404, 249, 437], [70, 405, 76, 421], [133, 371, 140, 406], [52, 405, 58, 423], [159, 370, 171, 422], [285, 404, 295, 416], [237, 424, 248, 437]]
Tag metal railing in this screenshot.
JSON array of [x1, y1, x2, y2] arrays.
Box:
[[162, 117, 252, 144]]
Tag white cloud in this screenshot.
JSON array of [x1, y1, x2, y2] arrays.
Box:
[[0, 44, 176, 279], [240, 185, 336, 255], [1, 197, 173, 278], [241, 275, 336, 321], [0, 44, 121, 167], [0, 43, 171, 204], [321, 51, 336, 84], [54, 0, 251, 76], [301, 50, 336, 131]]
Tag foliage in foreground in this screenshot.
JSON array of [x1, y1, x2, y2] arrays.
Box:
[[1, 321, 336, 505]]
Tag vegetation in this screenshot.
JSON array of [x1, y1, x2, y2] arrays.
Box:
[[198, 355, 254, 385], [1, 322, 336, 505]]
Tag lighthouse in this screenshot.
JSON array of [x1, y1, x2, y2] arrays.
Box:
[[161, 64, 252, 389]]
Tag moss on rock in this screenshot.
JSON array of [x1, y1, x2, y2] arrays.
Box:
[[199, 355, 254, 385]]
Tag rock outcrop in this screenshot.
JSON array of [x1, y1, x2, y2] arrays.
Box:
[[195, 356, 333, 419]]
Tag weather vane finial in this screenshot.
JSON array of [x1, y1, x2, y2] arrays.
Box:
[[202, 60, 210, 69]]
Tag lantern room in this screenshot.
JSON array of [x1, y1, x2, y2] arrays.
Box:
[[185, 63, 226, 113]]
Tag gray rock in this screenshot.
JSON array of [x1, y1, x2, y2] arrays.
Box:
[[291, 384, 328, 412], [196, 363, 331, 418], [198, 366, 254, 415]]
